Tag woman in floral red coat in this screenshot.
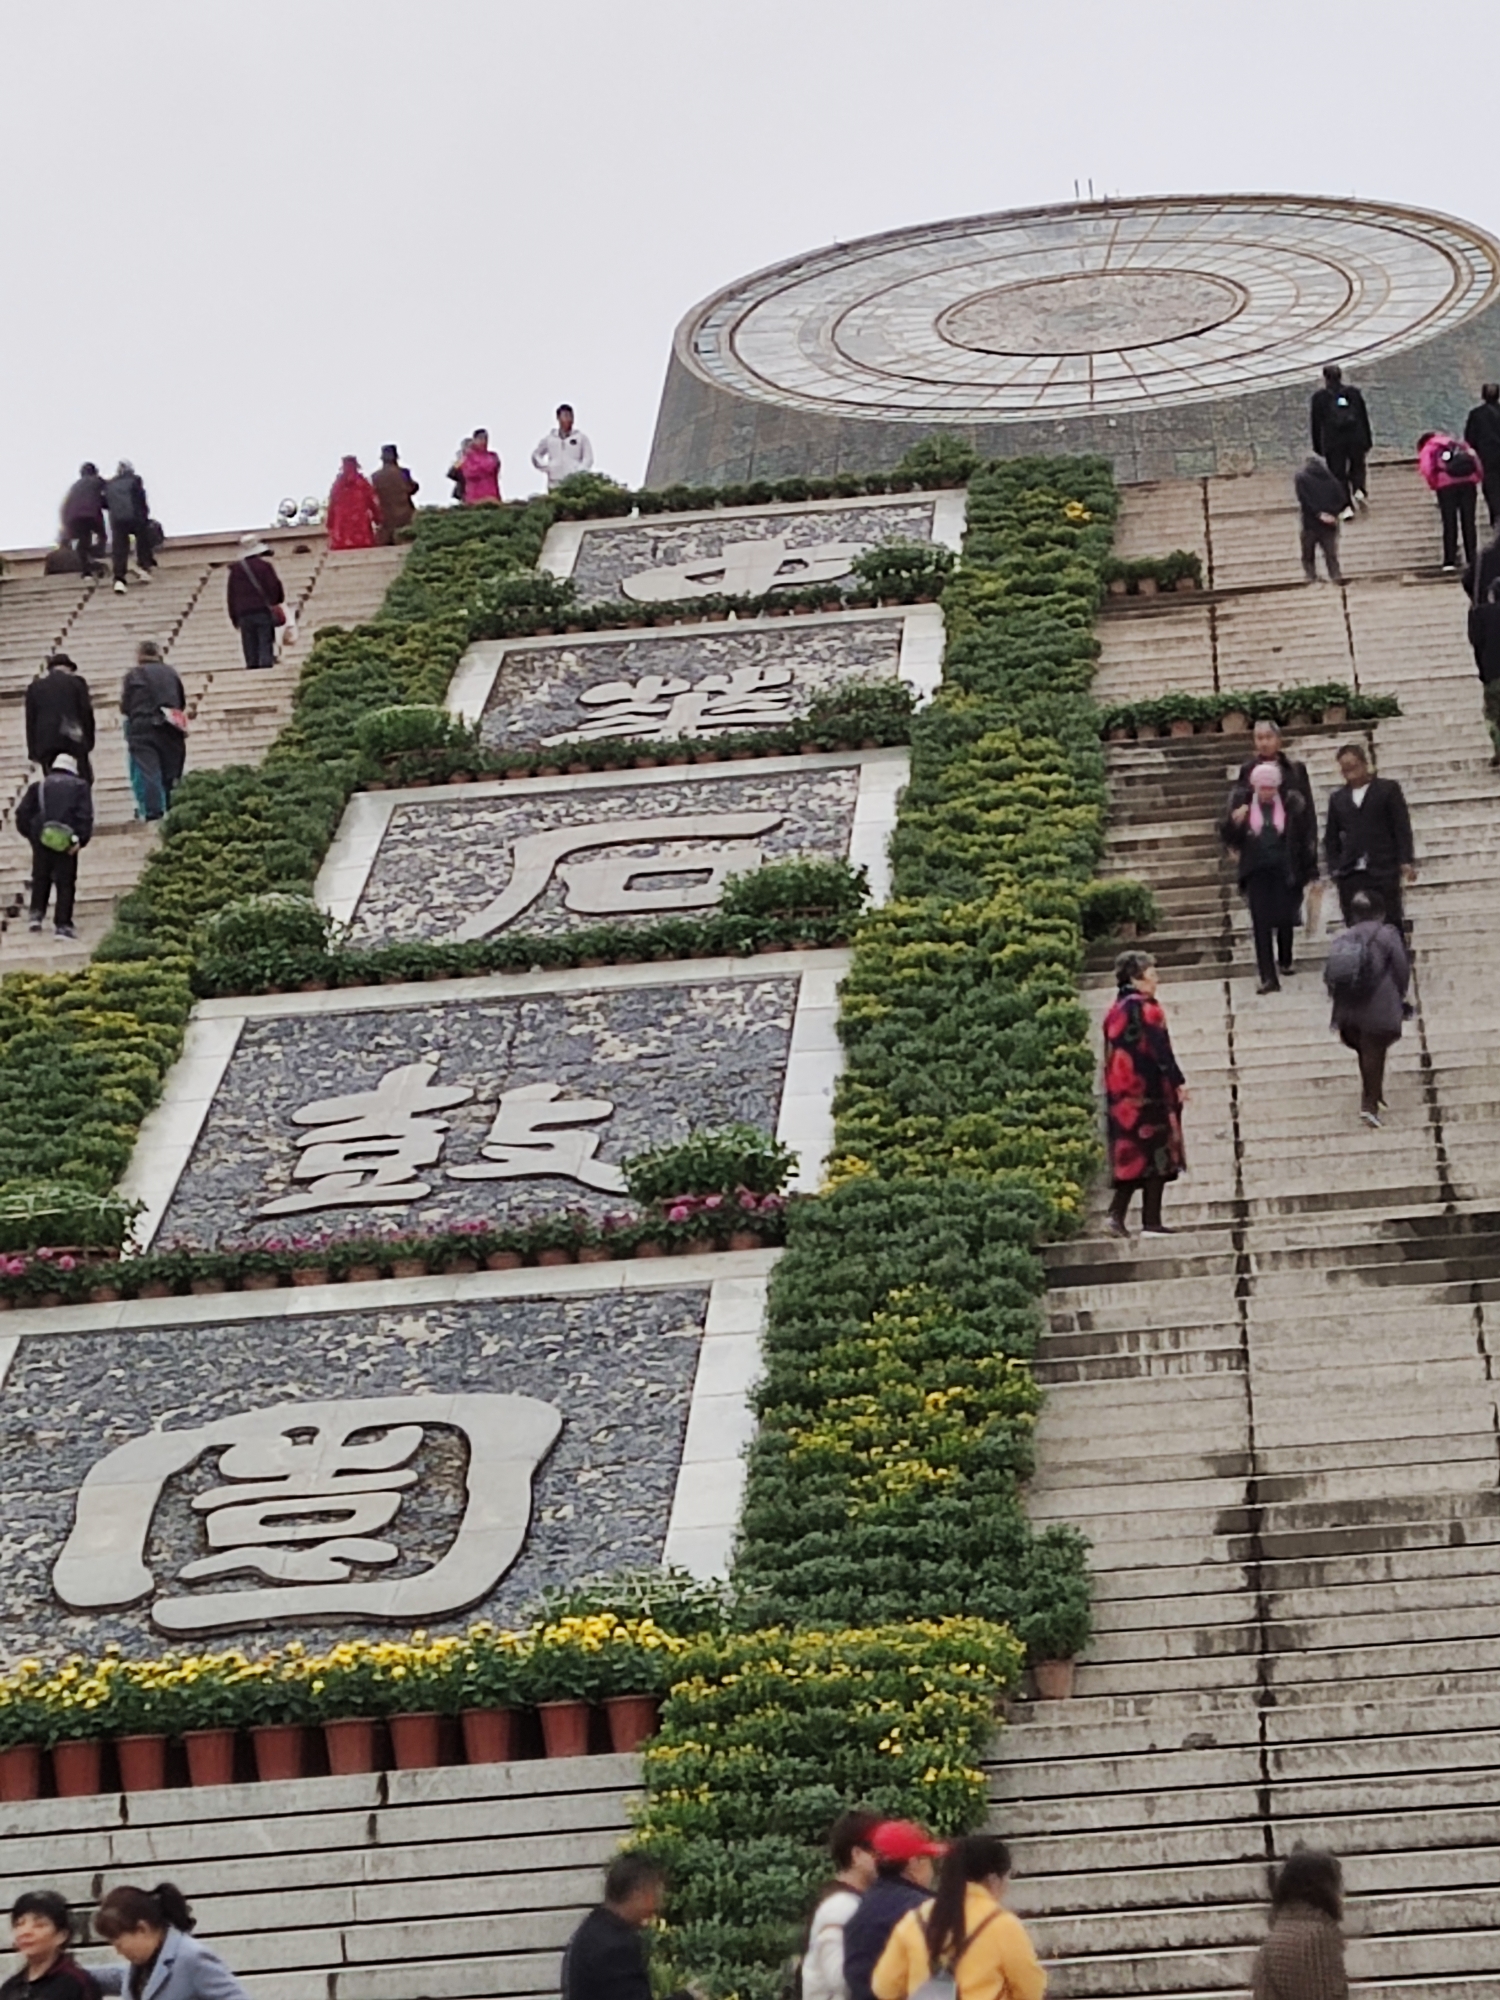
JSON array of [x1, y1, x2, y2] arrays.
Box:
[[1103, 950, 1187, 1237]]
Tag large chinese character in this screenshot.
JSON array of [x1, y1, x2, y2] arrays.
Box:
[[52, 1393, 563, 1633], [451, 810, 784, 939], [619, 535, 865, 602], [259, 1060, 474, 1217], [544, 663, 798, 744], [448, 1082, 626, 1191]]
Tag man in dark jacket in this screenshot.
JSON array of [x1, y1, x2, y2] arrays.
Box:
[[15, 754, 93, 939], [561, 1856, 672, 2000], [1465, 384, 1500, 528], [1294, 456, 1346, 583], [104, 460, 155, 593], [1324, 742, 1417, 930], [25, 655, 95, 782], [842, 1820, 943, 2000], [1309, 364, 1372, 512], [225, 535, 286, 668], [60, 462, 107, 576], [120, 640, 187, 821], [372, 445, 419, 544]]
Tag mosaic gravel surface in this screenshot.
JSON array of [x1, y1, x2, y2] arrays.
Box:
[[568, 502, 937, 602], [479, 616, 905, 752], [2, 1288, 708, 1652], [158, 980, 798, 1245], [348, 767, 860, 944]]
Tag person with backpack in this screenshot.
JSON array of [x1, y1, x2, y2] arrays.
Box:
[[1221, 760, 1319, 992], [15, 753, 93, 940], [59, 462, 108, 577], [843, 1823, 943, 2000], [104, 461, 156, 593], [1293, 457, 1346, 583], [1323, 744, 1416, 931], [1464, 384, 1500, 528], [1310, 364, 1372, 514], [872, 1835, 1045, 2000], [225, 535, 286, 669], [120, 640, 187, 821], [802, 1811, 881, 2000], [1418, 430, 1484, 572], [1325, 887, 1410, 1131], [25, 654, 95, 783]]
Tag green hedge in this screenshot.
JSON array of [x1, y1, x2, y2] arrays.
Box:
[[634, 458, 1115, 1994]]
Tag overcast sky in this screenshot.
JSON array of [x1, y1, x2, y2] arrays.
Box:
[[0, 0, 1483, 551]]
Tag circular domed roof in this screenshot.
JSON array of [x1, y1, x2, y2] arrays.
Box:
[[677, 196, 1500, 424]]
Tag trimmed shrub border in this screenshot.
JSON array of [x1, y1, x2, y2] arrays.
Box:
[[1103, 683, 1400, 739]]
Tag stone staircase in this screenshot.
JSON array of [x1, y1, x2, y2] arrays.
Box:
[[0, 533, 406, 971], [991, 464, 1500, 1997]]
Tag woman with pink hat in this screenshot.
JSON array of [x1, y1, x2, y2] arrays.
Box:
[[1220, 759, 1318, 994]]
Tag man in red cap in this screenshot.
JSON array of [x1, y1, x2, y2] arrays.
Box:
[[841, 1821, 944, 2000]]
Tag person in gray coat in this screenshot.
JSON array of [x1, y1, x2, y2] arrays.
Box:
[[1326, 887, 1410, 1129], [91, 1886, 248, 2000]]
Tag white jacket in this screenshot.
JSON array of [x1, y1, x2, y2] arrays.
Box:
[[803, 1886, 861, 2000], [532, 426, 594, 487]]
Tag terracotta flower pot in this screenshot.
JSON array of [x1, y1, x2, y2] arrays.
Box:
[[52, 1739, 104, 1797], [1136, 575, 1159, 597], [1323, 704, 1348, 725], [346, 1263, 382, 1284], [634, 1240, 665, 1260], [291, 1266, 329, 1287], [539, 1700, 592, 1758], [576, 1245, 612, 1263], [390, 1258, 427, 1279], [1174, 575, 1199, 592], [1032, 1658, 1077, 1701], [675, 1237, 715, 1258], [1168, 718, 1197, 738], [242, 1272, 281, 1291], [1133, 723, 1160, 740], [446, 1255, 480, 1275], [604, 1696, 660, 1754], [1287, 710, 1314, 730], [461, 1707, 515, 1765], [138, 1280, 173, 1299], [116, 1733, 168, 1791], [1106, 728, 1131, 743], [535, 1247, 573, 1267], [183, 1728, 237, 1787], [504, 768, 532, 782], [251, 1724, 307, 1782], [324, 1716, 382, 1775], [0, 1743, 42, 1801], [188, 1277, 227, 1296], [1107, 577, 1129, 597], [388, 1711, 441, 1770], [486, 1249, 524, 1271], [1219, 710, 1249, 734], [728, 1230, 763, 1252], [88, 1286, 121, 1304]]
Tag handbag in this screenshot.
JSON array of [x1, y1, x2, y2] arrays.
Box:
[[160, 707, 190, 734]]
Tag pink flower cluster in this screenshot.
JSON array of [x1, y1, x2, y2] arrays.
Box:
[[662, 1188, 789, 1225], [0, 1249, 79, 1278]]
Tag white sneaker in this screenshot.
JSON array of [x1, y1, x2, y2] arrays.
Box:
[[1360, 1108, 1382, 1129], [113, 579, 127, 594], [1354, 490, 1369, 509], [27, 917, 43, 933], [1340, 507, 1356, 522], [132, 567, 152, 584]]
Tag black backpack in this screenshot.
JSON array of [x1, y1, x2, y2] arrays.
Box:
[[1441, 443, 1478, 480], [1325, 392, 1360, 439]]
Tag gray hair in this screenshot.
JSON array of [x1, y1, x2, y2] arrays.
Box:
[[136, 639, 163, 661], [1114, 949, 1155, 992]]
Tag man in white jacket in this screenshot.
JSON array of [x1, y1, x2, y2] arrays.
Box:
[[803, 1810, 880, 2000], [532, 404, 595, 488]]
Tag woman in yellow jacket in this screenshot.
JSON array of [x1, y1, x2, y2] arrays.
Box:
[[872, 1836, 1046, 2000]]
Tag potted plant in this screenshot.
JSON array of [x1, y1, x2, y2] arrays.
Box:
[[1019, 1541, 1093, 1702], [0, 1663, 49, 1801], [98, 1655, 175, 1792], [236, 1653, 319, 1780], [166, 1650, 251, 1787], [36, 1657, 113, 1797], [590, 1617, 687, 1753], [452, 1624, 530, 1764], [524, 1618, 607, 1756]]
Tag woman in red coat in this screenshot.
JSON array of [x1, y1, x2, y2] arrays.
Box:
[[326, 455, 383, 550], [1103, 949, 1188, 1238]]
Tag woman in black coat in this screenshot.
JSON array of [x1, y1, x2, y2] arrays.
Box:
[[1220, 760, 1317, 994]]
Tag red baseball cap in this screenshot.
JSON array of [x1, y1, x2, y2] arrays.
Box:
[[871, 1819, 947, 1862]]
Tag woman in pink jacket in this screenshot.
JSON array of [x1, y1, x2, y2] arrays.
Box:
[[452, 428, 502, 505], [1418, 429, 1483, 571]]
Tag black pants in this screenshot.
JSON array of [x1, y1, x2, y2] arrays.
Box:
[[239, 608, 277, 668], [1438, 485, 1479, 568], [1340, 1026, 1396, 1114], [1325, 442, 1367, 503], [65, 515, 103, 576], [1299, 520, 1342, 581], [128, 726, 186, 820], [111, 520, 156, 583], [29, 842, 78, 927], [1246, 872, 1296, 986], [1110, 1175, 1165, 1230], [1337, 872, 1404, 932], [1484, 471, 1500, 529]]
